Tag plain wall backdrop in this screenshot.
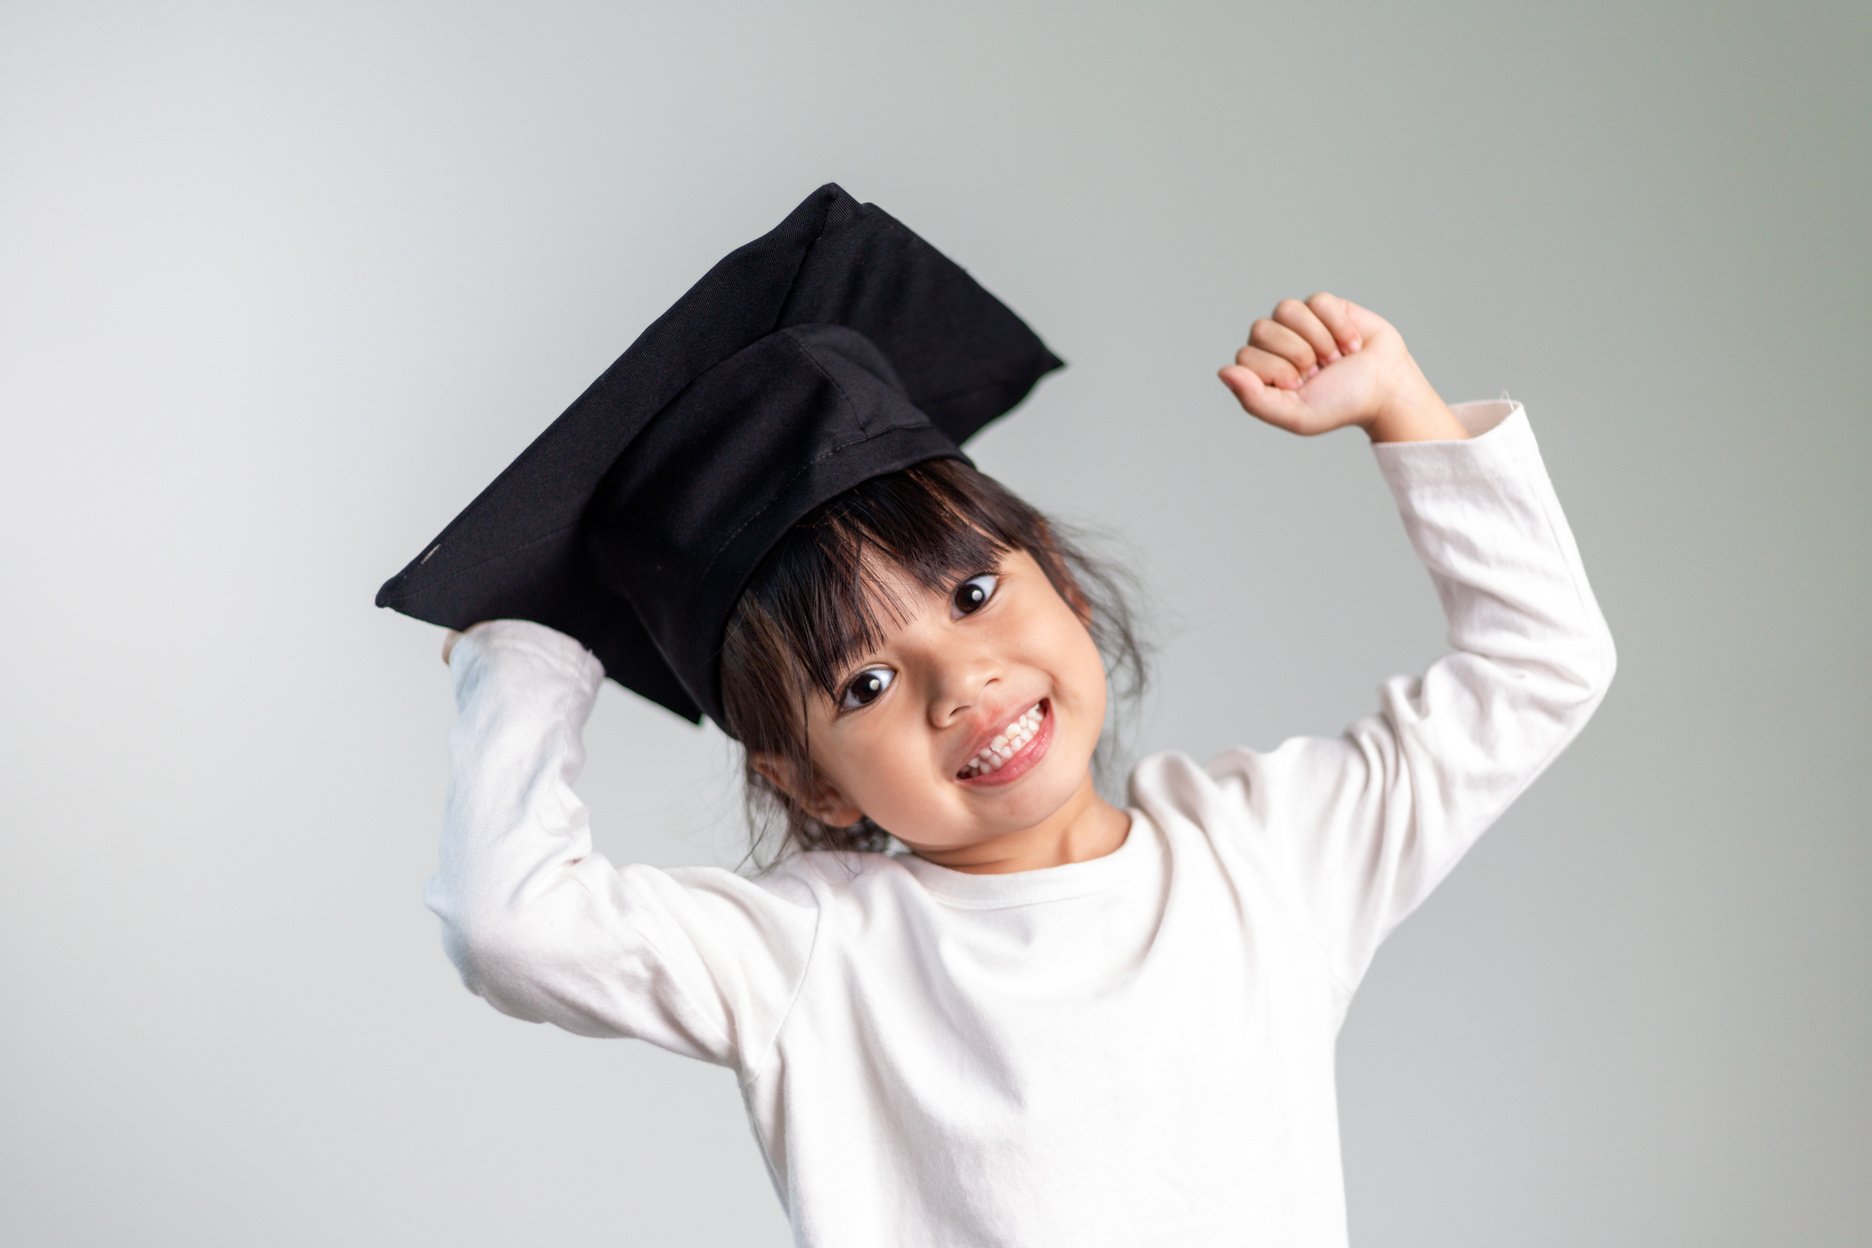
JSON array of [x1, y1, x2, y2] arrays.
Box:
[[2, 1, 1866, 1244]]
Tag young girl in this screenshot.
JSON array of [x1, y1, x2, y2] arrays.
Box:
[[426, 289, 1615, 1245]]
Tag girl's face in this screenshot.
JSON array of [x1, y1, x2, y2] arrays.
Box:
[[756, 545, 1124, 872]]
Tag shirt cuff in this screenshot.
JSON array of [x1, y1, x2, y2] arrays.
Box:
[[449, 618, 607, 689], [1369, 396, 1538, 488]]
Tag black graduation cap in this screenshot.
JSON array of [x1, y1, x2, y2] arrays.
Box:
[[373, 181, 1066, 736]]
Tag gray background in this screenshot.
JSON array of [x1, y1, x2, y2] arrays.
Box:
[[3, 1, 1865, 1244]]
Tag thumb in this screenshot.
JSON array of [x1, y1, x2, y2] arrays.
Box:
[[1218, 365, 1270, 406], [1219, 365, 1310, 433]]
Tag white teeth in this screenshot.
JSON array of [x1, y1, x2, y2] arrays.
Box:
[[959, 701, 1045, 777]]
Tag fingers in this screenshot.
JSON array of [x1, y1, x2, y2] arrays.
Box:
[[1244, 324, 1315, 388], [1234, 291, 1367, 389], [1271, 298, 1339, 378], [1299, 291, 1363, 356], [1233, 341, 1305, 390]]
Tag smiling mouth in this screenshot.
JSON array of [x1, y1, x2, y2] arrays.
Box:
[[955, 698, 1051, 781]]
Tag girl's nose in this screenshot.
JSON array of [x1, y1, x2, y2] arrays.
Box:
[[935, 669, 1003, 727]]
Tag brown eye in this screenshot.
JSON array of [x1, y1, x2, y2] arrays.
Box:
[[953, 572, 999, 616], [839, 668, 893, 712]]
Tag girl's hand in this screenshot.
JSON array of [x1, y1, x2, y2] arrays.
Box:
[[1217, 292, 1423, 437]]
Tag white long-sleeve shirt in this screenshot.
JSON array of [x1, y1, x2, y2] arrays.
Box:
[[425, 397, 1617, 1247]]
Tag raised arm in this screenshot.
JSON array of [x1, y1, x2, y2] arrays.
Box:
[[1203, 398, 1616, 1000], [424, 618, 821, 1083]]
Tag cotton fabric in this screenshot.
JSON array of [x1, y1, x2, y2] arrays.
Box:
[[425, 397, 1617, 1246]]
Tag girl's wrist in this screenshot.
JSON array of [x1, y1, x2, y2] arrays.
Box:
[[1364, 361, 1466, 443]]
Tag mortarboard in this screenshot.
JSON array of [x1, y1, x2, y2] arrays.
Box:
[[373, 181, 1066, 737]]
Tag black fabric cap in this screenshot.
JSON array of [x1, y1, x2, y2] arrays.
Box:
[[373, 181, 1066, 735]]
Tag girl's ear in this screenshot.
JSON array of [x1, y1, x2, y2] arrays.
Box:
[[751, 751, 865, 828]]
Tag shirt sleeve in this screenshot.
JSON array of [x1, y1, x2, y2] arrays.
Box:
[[1201, 398, 1617, 1000], [422, 618, 821, 1083]]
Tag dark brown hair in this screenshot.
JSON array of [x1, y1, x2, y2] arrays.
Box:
[[719, 456, 1156, 878]]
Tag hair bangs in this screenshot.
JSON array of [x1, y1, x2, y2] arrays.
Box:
[[761, 467, 1019, 709]]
